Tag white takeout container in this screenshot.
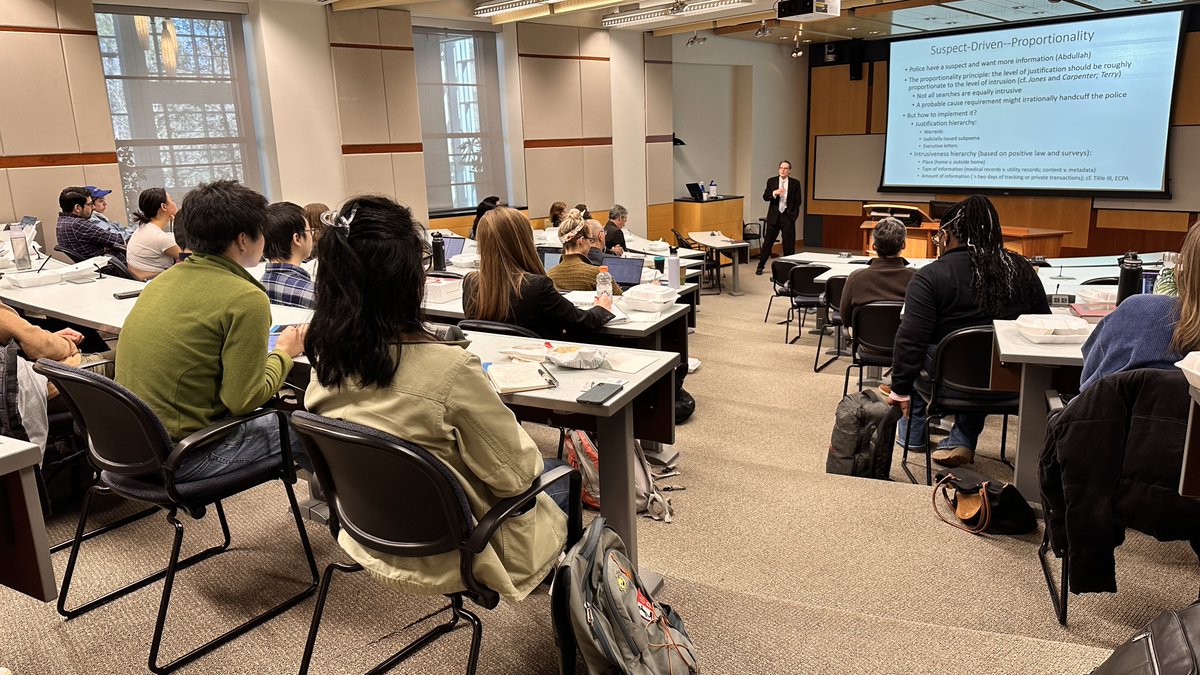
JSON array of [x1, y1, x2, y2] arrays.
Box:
[[1177, 352, 1200, 389], [1015, 314, 1090, 336], [1077, 287, 1118, 305], [425, 277, 462, 303], [449, 253, 480, 268], [7, 270, 62, 287]]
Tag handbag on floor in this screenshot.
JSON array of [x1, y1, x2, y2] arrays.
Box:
[[1091, 602, 1200, 674], [933, 468, 1036, 535]]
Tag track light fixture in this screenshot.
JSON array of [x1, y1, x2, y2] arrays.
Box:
[[685, 31, 707, 47], [790, 30, 803, 58], [754, 20, 772, 37]]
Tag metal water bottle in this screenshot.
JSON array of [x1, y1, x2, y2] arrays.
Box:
[[1116, 257, 1143, 306], [432, 232, 446, 271]]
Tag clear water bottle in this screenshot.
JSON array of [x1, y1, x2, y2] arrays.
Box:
[[596, 265, 613, 303], [709, 180, 717, 198]]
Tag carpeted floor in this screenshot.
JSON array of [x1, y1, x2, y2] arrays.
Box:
[[3, 258, 1197, 674]]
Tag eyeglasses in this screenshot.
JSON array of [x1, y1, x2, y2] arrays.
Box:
[[932, 228, 949, 248]]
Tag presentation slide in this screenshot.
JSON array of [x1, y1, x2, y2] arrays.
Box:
[[882, 11, 1183, 194]]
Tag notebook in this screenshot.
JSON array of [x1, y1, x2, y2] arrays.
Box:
[[442, 236, 466, 259], [601, 255, 644, 288], [485, 361, 559, 394]]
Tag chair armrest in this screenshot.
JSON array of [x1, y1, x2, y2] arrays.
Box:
[[464, 465, 581, 554], [163, 408, 284, 473], [77, 358, 114, 372], [1046, 389, 1066, 414]]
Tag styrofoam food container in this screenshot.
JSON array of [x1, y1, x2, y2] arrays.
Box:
[[624, 283, 679, 304], [1177, 352, 1200, 389], [1077, 287, 1118, 305], [449, 253, 480, 268], [1021, 332, 1089, 344], [7, 270, 63, 287], [620, 296, 674, 314], [1016, 314, 1090, 336]]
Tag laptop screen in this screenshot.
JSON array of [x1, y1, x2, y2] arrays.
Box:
[[442, 236, 466, 259], [541, 250, 562, 270], [602, 255, 643, 287], [684, 183, 705, 200]]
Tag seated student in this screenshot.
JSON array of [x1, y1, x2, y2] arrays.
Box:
[[126, 187, 182, 280], [1079, 224, 1200, 391], [548, 212, 622, 296], [303, 202, 330, 253], [839, 217, 915, 323], [261, 202, 316, 309], [887, 195, 1050, 468], [116, 180, 305, 481], [574, 203, 591, 220], [604, 204, 628, 256], [86, 186, 132, 241], [55, 186, 126, 263], [584, 218, 607, 266], [547, 201, 567, 229], [0, 299, 92, 365], [463, 207, 613, 338], [304, 195, 569, 602], [469, 195, 500, 240]]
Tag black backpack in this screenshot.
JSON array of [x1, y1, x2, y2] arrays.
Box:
[[675, 388, 696, 424]]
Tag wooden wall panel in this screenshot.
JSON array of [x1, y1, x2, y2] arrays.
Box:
[[870, 61, 888, 134], [822, 215, 867, 251], [646, 202, 674, 243], [1173, 33, 1200, 125], [807, 65, 869, 218], [934, 193, 1092, 249], [1096, 209, 1191, 232]]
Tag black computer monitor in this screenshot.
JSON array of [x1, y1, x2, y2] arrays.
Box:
[[929, 200, 957, 221], [602, 255, 644, 287]]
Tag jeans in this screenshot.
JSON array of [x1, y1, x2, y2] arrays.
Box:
[[542, 457, 573, 513], [895, 347, 987, 452], [174, 413, 306, 482]]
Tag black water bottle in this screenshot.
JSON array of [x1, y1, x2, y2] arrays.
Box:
[[1116, 257, 1142, 306], [432, 232, 446, 271]]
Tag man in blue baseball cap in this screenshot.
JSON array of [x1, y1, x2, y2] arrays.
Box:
[[85, 186, 132, 241]]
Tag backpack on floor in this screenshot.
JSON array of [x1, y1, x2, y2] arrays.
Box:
[[563, 429, 673, 522], [827, 389, 900, 480], [552, 517, 700, 675], [1091, 601, 1200, 674], [675, 388, 696, 424]]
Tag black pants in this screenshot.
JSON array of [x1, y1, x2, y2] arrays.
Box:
[[757, 218, 796, 270]]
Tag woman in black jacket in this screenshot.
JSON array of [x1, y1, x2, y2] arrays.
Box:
[[464, 207, 613, 338], [887, 195, 1050, 467]]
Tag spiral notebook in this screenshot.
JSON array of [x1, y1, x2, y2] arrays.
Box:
[[485, 362, 559, 394]]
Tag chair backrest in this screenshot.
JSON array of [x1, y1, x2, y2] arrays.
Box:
[[1082, 277, 1119, 285], [671, 229, 694, 250], [100, 256, 133, 280], [458, 319, 539, 338], [850, 302, 903, 355], [770, 260, 798, 287], [930, 326, 997, 394], [427, 270, 463, 280], [290, 412, 473, 559], [824, 275, 848, 308], [788, 264, 829, 296], [32, 359, 171, 477], [54, 245, 85, 264]]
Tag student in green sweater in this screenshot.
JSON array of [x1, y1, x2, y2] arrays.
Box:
[[116, 180, 306, 481]]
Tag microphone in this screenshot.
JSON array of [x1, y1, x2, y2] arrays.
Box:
[[34, 253, 53, 274]]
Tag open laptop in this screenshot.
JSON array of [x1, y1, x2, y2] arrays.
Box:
[[540, 250, 562, 271], [684, 183, 705, 201], [601, 255, 644, 288], [442, 236, 466, 259]]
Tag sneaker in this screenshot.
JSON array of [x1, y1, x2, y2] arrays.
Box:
[[931, 446, 975, 467], [755, 267, 764, 275]]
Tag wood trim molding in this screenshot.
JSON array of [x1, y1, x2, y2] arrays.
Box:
[[330, 42, 414, 52], [518, 52, 609, 62], [644, 59, 673, 65], [0, 152, 117, 169], [342, 143, 423, 154], [524, 137, 613, 149], [0, 25, 98, 36], [646, 134, 673, 143]]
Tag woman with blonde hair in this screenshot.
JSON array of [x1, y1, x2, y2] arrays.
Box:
[[548, 210, 622, 295], [464, 207, 613, 338], [1081, 224, 1200, 390]]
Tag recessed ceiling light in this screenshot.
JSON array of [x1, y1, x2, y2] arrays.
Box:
[[868, 30, 879, 34], [846, 26, 857, 30], [803, 38, 811, 42], [946, 20, 958, 24]]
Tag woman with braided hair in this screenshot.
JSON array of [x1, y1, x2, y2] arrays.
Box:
[[886, 195, 1050, 468]]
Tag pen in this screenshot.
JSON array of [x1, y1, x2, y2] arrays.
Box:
[[537, 366, 559, 388]]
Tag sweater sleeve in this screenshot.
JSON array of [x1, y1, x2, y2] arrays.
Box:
[[218, 290, 292, 415], [839, 270, 860, 326], [530, 275, 614, 335], [890, 270, 938, 396], [444, 354, 543, 497]]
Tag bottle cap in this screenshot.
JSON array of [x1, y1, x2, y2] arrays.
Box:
[[598, 265, 609, 272]]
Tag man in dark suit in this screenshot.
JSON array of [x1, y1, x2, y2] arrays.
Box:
[[757, 160, 802, 275]]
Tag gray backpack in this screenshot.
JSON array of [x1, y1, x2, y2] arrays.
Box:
[[827, 389, 900, 480], [552, 517, 699, 675]]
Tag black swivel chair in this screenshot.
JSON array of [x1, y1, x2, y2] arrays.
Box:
[[427, 270, 464, 280], [763, 260, 799, 323], [32, 359, 318, 675], [54, 245, 85, 263], [290, 412, 582, 675], [814, 275, 849, 372], [784, 264, 829, 344], [843, 302, 904, 398], [457, 319, 540, 339], [900, 326, 1019, 486]]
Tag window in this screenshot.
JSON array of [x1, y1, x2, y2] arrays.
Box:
[[95, 7, 261, 212], [413, 28, 508, 213]]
